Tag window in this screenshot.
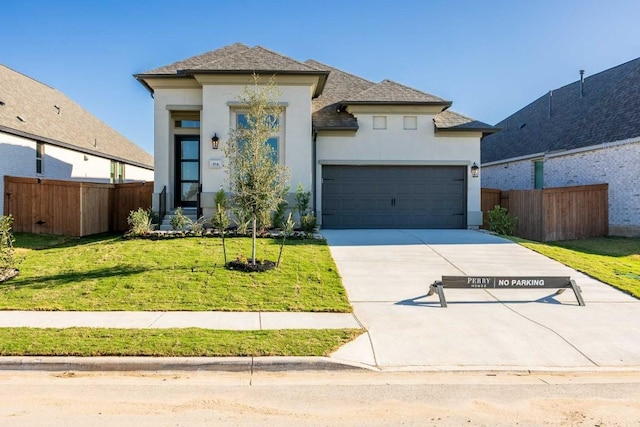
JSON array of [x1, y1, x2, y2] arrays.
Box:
[[110, 160, 125, 183], [236, 112, 280, 163], [373, 116, 387, 130], [174, 119, 200, 128], [533, 160, 544, 189], [36, 142, 44, 174], [403, 116, 417, 130]]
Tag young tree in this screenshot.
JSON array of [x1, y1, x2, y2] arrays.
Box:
[[225, 76, 290, 265]]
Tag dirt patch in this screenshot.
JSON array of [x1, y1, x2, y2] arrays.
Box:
[[226, 259, 276, 273]]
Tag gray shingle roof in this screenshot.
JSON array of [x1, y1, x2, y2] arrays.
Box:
[[141, 43, 251, 75], [343, 79, 451, 105], [138, 43, 494, 133], [304, 59, 375, 130], [434, 110, 496, 133], [482, 57, 640, 164], [141, 44, 321, 75], [0, 65, 153, 169]]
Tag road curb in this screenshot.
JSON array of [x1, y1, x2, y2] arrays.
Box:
[[0, 356, 371, 373]]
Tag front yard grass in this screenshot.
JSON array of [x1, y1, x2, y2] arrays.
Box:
[[515, 236, 640, 298], [0, 327, 362, 357], [1, 233, 351, 312]]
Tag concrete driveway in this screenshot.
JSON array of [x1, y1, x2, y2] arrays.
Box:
[[323, 229, 640, 371]]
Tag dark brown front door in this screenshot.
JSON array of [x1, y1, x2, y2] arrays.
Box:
[[174, 135, 200, 208]]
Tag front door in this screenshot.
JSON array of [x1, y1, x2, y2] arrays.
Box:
[[174, 135, 200, 208]]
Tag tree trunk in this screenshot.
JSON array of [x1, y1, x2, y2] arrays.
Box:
[[221, 230, 227, 265], [251, 215, 257, 265]]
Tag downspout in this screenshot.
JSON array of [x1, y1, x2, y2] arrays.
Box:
[[312, 129, 318, 215]]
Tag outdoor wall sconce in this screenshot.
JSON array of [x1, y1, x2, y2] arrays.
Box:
[[470, 162, 480, 178], [211, 133, 220, 149]]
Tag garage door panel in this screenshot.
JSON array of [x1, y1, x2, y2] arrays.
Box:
[[322, 165, 467, 229]]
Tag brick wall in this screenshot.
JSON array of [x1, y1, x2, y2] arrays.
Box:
[[481, 158, 534, 190], [545, 140, 639, 236], [482, 139, 640, 236]]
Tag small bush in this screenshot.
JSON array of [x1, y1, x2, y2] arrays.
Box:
[[232, 207, 252, 235], [127, 208, 154, 236], [170, 207, 189, 231], [188, 216, 207, 234], [300, 214, 317, 234], [0, 215, 17, 271], [295, 183, 311, 216], [272, 200, 288, 229], [488, 205, 517, 235]]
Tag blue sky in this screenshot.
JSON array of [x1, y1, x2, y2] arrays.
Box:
[[3, 0, 640, 155]]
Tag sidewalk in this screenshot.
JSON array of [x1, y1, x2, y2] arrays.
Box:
[[0, 311, 360, 330]]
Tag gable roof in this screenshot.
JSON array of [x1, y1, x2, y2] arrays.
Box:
[[137, 43, 495, 134], [0, 65, 153, 169], [343, 79, 451, 106], [482, 56, 640, 164], [306, 59, 494, 133], [136, 44, 329, 97]]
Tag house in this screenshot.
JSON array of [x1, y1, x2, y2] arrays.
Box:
[[134, 43, 496, 229], [0, 64, 154, 215], [481, 57, 640, 236]]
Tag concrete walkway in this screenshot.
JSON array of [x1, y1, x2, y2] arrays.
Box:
[[323, 229, 640, 371], [0, 311, 360, 330]]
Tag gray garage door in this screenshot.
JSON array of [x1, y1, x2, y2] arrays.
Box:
[[322, 165, 467, 229]]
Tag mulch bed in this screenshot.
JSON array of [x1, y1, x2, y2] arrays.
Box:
[[226, 259, 276, 273], [0, 268, 19, 283]]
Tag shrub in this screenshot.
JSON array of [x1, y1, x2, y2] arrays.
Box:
[[188, 216, 207, 234], [295, 183, 311, 216], [272, 200, 288, 230], [170, 207, 189, 231], [488, 205, 517, 235], [127, 208, 154, 236], [300, 214, 317, 234], [0, 215, 17, 271]]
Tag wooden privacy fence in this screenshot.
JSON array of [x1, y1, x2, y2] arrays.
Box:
[[3, 176, 153, 236], [481, 184, 608, 241]]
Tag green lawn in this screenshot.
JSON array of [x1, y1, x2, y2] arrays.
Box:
[[0, 327, 362, 357], [515, 236, 640, 298], [1, 233, 351, 312]]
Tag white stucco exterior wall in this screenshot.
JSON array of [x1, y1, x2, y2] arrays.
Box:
[[481, 139, 640, 236], [151, 82, 313, 217], [316, 114, 483, 227]]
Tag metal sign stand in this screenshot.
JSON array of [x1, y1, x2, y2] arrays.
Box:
[[427, 276, 585, 308]]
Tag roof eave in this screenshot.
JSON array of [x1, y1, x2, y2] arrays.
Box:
[[134, 70, 329, 97], [0, 125, 154, 170], [341, 100, 452, 107], [435, 126, 500, 134], [313, 125, 359, 132]]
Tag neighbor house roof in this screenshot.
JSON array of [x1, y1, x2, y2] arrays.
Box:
[[482, 56, 640, 164], [137, 43, 495, 134], [0, 64, 153, 169]]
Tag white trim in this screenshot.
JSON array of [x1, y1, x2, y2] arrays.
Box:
[[483, 136, 640, 166], [482, 152, 545, 167], [318, 159, 472, 166], [545, 136, 640, 158], [226, 101, 289, 107], [166, 104, 203, 111]]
